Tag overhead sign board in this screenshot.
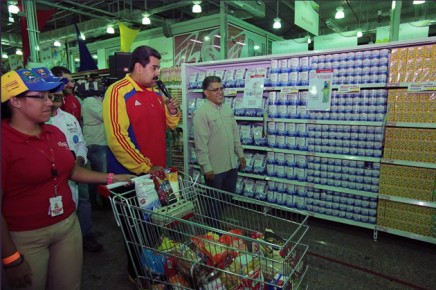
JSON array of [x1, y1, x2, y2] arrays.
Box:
[[294, 1, 319, 36]]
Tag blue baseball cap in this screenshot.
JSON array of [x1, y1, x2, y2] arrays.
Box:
[[1, 68, 65, 103], [32, 67, 69, 85]]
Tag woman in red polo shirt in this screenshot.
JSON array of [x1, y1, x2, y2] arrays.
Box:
[[1, 69, 134, 290]]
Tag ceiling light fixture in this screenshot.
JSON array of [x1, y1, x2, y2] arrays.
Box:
[[2, 53, 8, 59], [273, 18, 281, 29], [273, 0, 281, 29], [8, 3, 19, 14], [16, 48, 23, 55], [192, 1, 202, 13], [53, 40, 61, 47], [80, 33, 86, 40], [106, 25, 115, 34], [413, 1, 425, 4], [142, 13, 151, 25], [357, 30, 363, 37], [307, 37, 312, 44], [254, 45, 260, 51], [335, 6, 345, 19]]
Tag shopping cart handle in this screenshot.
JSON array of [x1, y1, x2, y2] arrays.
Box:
[[97, 175, 151, 198]]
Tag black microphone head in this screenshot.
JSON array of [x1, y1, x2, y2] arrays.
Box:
[[156, 80, 165, 89], [156, 80, 171, 99]]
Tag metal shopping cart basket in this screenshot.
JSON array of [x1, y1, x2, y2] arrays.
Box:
[[105, 172, 309, 289]]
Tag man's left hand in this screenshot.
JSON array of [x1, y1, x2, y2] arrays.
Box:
[[168, 98, 180, 112], [239, 157, 246, 170]]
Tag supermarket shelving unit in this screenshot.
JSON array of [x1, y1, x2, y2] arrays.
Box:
[[181, 37, 436, 244]]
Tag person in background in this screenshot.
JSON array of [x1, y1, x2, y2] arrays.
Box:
[[1, 68, 134, 290], [193, 76, 246, 224], [39, 68, 102, 252], [51, 66, 82, 125], [80, 76, 109, 209], [102, 45, 181, 289]]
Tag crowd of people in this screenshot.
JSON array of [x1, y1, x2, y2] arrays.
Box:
[[1, 45, 245, 290]]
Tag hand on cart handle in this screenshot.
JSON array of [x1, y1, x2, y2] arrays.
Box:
[[204, 171, 215, 180], [112, 174, 136, 184]]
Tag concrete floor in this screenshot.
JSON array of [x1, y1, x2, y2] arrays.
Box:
[[82, 206, 436, 290]]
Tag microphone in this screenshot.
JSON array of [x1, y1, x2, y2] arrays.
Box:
[[156, 80, 172, 100]]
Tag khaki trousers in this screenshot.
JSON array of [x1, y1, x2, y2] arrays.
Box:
[[10, 212, 82, 290]]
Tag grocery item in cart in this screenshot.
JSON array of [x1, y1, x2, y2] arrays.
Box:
[[192, 232, 236, 266], [135, 178, 161, 220], [150, 169, 177, 206]]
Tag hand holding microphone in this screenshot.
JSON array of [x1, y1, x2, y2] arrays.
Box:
[[156, 80, 179, 115]]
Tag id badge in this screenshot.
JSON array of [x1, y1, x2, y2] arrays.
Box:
[[49, 196, 64, 217]]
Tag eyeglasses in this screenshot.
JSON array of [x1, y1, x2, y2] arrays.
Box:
[[206, 87, 224, 93], [21, 93, 51, 102]]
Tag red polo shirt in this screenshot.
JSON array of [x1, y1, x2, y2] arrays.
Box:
[[1, 120, 76, 231]]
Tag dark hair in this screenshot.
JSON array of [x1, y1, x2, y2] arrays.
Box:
[[202, 76, 222, 91], [129, 46, 161, 73], [202, 76, 222, 98], [1, 102, 11, 120], [51, 66, 71, 77]]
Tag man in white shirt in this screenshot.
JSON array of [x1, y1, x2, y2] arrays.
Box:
[[47, 91, 103, 253], [80, 79, 108, 209]]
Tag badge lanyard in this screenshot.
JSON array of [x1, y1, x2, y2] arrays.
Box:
[[27, 135, 64, 217]]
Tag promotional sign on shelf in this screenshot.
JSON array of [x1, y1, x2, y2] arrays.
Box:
[[242, 74, 265, 108], [307, 69, 334, 111], [407, 82, 436, 93], [338, 84, 361, 94]]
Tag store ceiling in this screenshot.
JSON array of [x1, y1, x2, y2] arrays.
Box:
[[1, 0, 435, 54]]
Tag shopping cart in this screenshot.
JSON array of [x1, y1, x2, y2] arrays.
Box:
[[105, 172, 309, 289]]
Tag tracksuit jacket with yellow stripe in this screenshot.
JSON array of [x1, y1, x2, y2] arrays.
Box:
[[102, 74, 180, 175]]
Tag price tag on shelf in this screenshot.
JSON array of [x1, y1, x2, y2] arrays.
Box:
[[281, 87, 299, 94], [379, 194, 391, 201], [337, 85, 361, 94], [306, 183, 315, 188], [223, 88, 237, 96], [377, 226, 388, 232], [382, 159, 395, 164], [407, 82, 436, 93], [307, 120, 318, 124], [386, 121, 397, 127], [387, 83, 400, 87]]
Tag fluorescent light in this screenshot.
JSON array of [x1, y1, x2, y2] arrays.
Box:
[[54, 40, 61, 47], [204, 36, 210, 42], [235, 41, 246, 46], [307, 37, 312, 44], [106, 26, 115, 34], [254, 45, 260, 50], [80, 33, 86, 40], [8, 4, 19, 14], [413, 1, 425, 4], [74, 57, 80, 62], [16, 48, 22, 55], [392, 1, 396, 9], [92, 54, 98, 59], [142, 14, 151, 25], [192, 1, 202, 13], [273, 18, 281, 29], [189, 39, 203, 44], [357, 30, 363, 37], [2, 53, 8, 59], [335, 6, 344, 19]]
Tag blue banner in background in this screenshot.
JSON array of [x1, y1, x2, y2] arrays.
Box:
[[74, 24, 98, 71]]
